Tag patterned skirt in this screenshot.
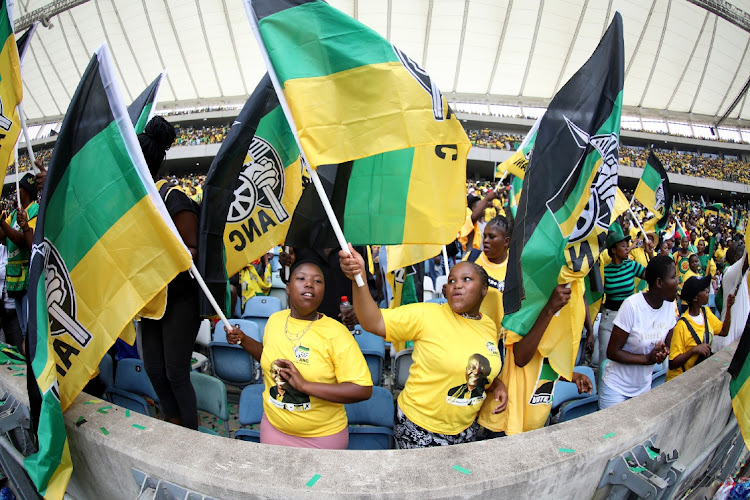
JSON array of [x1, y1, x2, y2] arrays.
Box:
[[394, 406, 478, 449]]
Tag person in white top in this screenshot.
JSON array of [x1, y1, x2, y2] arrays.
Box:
[[600, 255, 679, 409], [714, 248, 748, 352]]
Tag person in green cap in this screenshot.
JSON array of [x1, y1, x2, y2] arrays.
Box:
[[597, 224, 647, 377]]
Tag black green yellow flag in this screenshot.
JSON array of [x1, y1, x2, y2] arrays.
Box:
[[729, 316, 750, 449], [502, 13, 624, 378], [15, 20, 37, 64], [634, 151, 672, 234], [23, 45, 192, 498], [0, 0, 22, 182], [247, 0, 469, 246], [508, 175, 523, 218], [127, 72, 164, 134], [495, 115, 542, 179], [198, 74, 303, 315]]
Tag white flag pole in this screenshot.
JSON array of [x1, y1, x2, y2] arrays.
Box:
[[17, 103, 36, 173], [13, 146, 20, 208], [442, 245, 450, 277], [628, 206, 648, 241], [190, 262, 234, 333], [246, 0, 364, 287]]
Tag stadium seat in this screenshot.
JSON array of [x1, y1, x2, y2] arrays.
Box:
[[426, 297, 447, 305], [434, 275, 448, 298], [552, 366, 597, 411], [269, 271, 288, 310], [209, 320, 261, 387], [98, 353, 114, 390], [345, 386, 394, 450], [392, 348, 414, 392], [423, 276, 435, 301], [353, 325, 386, 386], [652, 368, 667, 388], [105, 358, 161, 418], [191, 371, 230, 437], [233, 298, 242, 319], [556, 395, 599, 423], [235, 384, 265, 442], [242, 296, 282, 340]]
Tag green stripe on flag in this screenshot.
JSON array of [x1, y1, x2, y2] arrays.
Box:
[[133, 102, 152, 135], [731, 360, 750, 399], [25, 390, 69, 496], [343, 148, 414, 244], [0, 1, 12, 43], [259, 1, 398, 82], [44, 120, 147, 270], [255, 106, 299, 168], [641, 163, 662, 191]]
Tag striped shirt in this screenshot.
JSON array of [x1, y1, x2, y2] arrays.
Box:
[[604, 259, 647, 305]]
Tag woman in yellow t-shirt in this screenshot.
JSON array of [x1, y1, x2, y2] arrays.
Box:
[[340, 247, 507, 448], [668, 275, 735, 381], [226, 261, 372, 449]]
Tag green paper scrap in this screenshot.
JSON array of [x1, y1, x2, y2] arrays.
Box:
[[84, 400, 102, 405], [724, 363, 730, 366], [646, 447, 659, 460], [100, 406, 112, 411], [306, 474, 321, 487], [100, 427, 109, 436], [602, 433, 616, 439], [132, 424, 146, 430], [11, 373, 24, 377], [452, 465, 472, 475], [629, 466, 647, 473], [125, 410, 131, 418], [76, 416, 84, 424], [97, 408, 109, 414], [10, 365, 23, 370], [559, 448, 576, 454]]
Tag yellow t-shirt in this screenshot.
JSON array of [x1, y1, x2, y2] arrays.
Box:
[[629, 226, 639, 240], [484, 328, 580, 434], [260, 311, 372, 438], [239, 264, 272, 307], [667, 308, 723, 381], [383, 302, 502, 435], [464, 252, 507, 334]]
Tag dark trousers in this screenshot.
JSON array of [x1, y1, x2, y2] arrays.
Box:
[[0, 304, 23, 352], [141, 282, 200, 430]]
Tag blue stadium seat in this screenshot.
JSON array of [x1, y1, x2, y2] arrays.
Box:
[[353, 325, 385, 386], [426, 298, 447, 305], [652, 368, 667, 388], [235, 384, 265, 442], [105, 358, 161, 418], [242, 296, 282, 340], [552, 365, 597, 411], [557, 395, 599, 423], [345, 386, 394, 449], [392, 348, 414, 392], [98, 353, 114, 390], [209, 320, 261, 387], [191, 371, 230, 437]]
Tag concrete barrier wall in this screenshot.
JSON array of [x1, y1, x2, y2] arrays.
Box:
[[1, 343, 738, 499]]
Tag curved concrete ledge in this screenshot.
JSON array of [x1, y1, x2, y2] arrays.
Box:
[[2, 343, 738, 499]]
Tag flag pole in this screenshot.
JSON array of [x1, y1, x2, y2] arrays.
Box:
[[442, 245, 450, 277], [627, 206, 648, 241], [245, 0, 364, 287], [17, 103, 36, 174], [190, 262, 234, 333], [13, 146, 20, 208]]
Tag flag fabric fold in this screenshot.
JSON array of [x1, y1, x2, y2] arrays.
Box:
[[128, 72, 165, 134], [0, 0, 22, 181], [23, 44, 192, 499], [495, 115, 542, 179], [247, 0, 469, 247], [198, 74, 303, 315], [634, 151, 672, 234], [729, 313, 750, 450], [502, 12, 624, 378]]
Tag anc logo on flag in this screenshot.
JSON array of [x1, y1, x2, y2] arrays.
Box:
[[548, 116, 619, 272], [654, 182, 665, 213], [393, 45, 444, 121], [229, 137, 289, 225], [33, 239, 94, 371]]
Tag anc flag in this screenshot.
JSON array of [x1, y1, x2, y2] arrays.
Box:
[[198, 74, 303, 315], [128, 72, 164, 134], [729, 314, 750, 449], [0, 0, 22, 181], [247, 0, 468, 246], [508, 175, 523, 218], [634, 152, 671, 234], [502, 13, 624, 379], [15, 20, 37, 65], [495, 115, 542, 179], [23, 45, 192, 499]]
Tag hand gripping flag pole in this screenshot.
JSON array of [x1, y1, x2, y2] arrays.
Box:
[[245, 0, 365, 288]]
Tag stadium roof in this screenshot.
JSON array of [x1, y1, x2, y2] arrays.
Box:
[[13, 0, 750, 129]]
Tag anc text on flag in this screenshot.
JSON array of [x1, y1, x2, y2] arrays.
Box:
[[502, 13, 624, 379], [23, 45, 191, 499], [635, 151, 672, 234], [495, 115, 542, 179], [0, 0, 22, 183], [248, 0, 468, 246], [198, 74, 302, 315]]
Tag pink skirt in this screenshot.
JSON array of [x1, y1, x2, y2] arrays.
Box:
[[260, 414, 349, 449]]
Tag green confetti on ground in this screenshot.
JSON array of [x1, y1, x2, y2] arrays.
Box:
[[125, 410, 131, 418], [11, 373, 24, 377], [10, 365, 23, 370], [646, 447, 659, 460], [99, 427, 109, 436], [629, 466, 647, 473], [724, 363, 730, 366], [559, 448, 575, 454], [84, 400, 101, 405], [97, 408, 109, 414], [132, 424, 146, 430], [452, 465, 471, 475], [76, 416, 84, 424], [306, 474, 321, 487], [602, 433, 616, 439]]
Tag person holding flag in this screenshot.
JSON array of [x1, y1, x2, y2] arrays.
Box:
[[137, 115, 201, 430]]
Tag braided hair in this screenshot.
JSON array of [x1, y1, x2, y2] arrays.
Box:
[[138, 116, 176, 178]]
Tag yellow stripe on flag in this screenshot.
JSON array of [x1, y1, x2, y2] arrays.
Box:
[[284, 62, 468, 167]]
